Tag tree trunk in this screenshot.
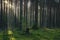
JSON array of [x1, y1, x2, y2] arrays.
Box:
[[32, 0, 38, 29], [20, 0, 23, 31]]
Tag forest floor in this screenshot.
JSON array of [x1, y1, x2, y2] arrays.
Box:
[[0, 28, 60, 40]]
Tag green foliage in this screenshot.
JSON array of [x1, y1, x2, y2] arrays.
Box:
[[0, 28, 60, 40]]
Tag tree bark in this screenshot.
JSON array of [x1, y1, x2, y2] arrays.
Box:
[[20, 0, 23, 31], [32, 0, 38, 29]]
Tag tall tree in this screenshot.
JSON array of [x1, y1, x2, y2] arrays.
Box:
[[30, 0, 35, 28], [2, 0, 8, 40], [24, 0, 30, 34], [0, 0, 2, 30], [20, 0, 23, 31], [39, 0, 43, 28], [32, 0, 38, 29], [24, 0, 27, 28]]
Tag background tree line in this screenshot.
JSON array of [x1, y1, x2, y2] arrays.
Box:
[[0, 0, 60, 34]]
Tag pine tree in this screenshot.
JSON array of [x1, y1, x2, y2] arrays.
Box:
[[20, 0, 23, 31], [32, 0, 38, 29]]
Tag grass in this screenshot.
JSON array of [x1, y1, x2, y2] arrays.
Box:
[[0, 28, 60, 40], [13, 28, 60, 40], [0, 31, 4, 40]]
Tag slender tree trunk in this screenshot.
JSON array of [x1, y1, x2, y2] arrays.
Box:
[[32, 0, 38, 29], [30, 0, 33, 27], [2, 0, 8, 39], [0, 0, 2, 29], [30, 0, 34, 28], [42, 0, 45, 27], [54, 7, 57, 28], [39, 0, 44, 28], [24, 0, 30, 34], [20, 0, 23, 31], [24, 0, 26, 29]]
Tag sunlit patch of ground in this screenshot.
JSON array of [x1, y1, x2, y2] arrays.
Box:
[[8, 30, 16, 40], [10, 37, 16, 40], [8, 30, 13, 35]]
